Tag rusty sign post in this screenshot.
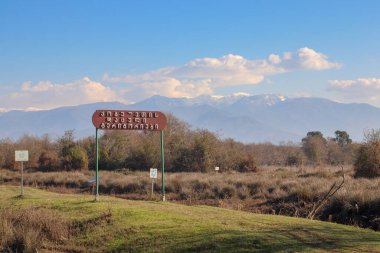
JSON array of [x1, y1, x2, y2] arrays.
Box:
[[92, 110, 167, 201]]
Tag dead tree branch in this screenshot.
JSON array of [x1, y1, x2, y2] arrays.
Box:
[[307, 166, 345, 220]]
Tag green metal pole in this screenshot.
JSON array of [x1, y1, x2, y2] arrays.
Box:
[[161, 130, 165, 201], [20, 161, 24, 196], [95, 128, 99, 201]]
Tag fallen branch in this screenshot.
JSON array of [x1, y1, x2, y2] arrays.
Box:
[[307, 166, 345, 220]]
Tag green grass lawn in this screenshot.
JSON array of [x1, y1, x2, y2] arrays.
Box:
[[1, 185, 379, 253]]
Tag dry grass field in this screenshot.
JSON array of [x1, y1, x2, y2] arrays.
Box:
[[1, 165, 379, 231], [1, 185, 380, 253]]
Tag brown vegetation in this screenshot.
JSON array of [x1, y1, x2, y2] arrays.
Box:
[[2, 165, 379, 231], [0, 205, 115, 253], [0, 206, 70, 253], [1, 115, 380, 232], [0, 116, 361, 174], [354, 129, 380, 178]]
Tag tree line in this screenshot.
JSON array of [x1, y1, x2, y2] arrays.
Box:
[[1, 115, 379, 178]]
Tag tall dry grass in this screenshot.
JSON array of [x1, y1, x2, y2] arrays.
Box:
[[0, 206, 69, 253], [1, 165, 379, 230]]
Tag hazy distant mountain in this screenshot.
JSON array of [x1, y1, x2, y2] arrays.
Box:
[[130, 94, 380, 142], [1, 94, 379, 143], [0, 102, 126, 140]]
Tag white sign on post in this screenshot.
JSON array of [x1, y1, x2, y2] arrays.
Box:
[[15, 150, 29, 162], [15, 150, 28, 196], [149, 168, 158, 198], [150, 168, 158, 179]]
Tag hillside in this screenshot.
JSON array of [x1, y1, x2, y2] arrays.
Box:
[[1, 186, 379, 252], [1, 94, 380, 143]]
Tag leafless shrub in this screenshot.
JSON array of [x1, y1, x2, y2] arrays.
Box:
[[354, 129, 380, 178]]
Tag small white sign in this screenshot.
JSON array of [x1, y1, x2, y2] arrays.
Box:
[[215, 166, 220, 171], [150, 168, 158, 179], [15, 150, 29, 162]]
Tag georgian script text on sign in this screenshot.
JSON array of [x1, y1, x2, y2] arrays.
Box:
[[92, 110, 167, 131]]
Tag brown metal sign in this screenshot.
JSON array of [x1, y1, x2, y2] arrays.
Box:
[[92, 110, 167, 131]]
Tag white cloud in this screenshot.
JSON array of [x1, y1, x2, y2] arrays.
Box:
[[329, 78, 380, 90], [173, 54, 279, 86], [328, 78, 380, 104], [357, 78, 380, 87], [125, 77, 214, 101], [0, 77, 124, 110], [268, 54, 281, 64], [1, 47, 340, 110], [328, 79, 356, 88], [104, 47, 340, 101], [296, 47, 341, 70], [283, 52, 292, 60]]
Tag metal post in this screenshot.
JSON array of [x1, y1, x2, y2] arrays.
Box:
[[95, 128, 99, 201], [161, 130, 165, 201], [151, 179, 154, 198], [20, 161, 24, 196]]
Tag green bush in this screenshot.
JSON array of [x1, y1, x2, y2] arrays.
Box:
[[59, 146, 89, 171]]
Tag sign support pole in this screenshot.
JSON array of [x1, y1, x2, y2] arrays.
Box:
[[15, 150, 28, 197], [95, 128, 99, 201], [92, 110, 167, 202], [151, 179, 154, 198], [20, 161, 24, 196], [161, 130, 165, 201]]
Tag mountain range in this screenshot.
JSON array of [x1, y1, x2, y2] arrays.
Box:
[[1, 94, 379, 143]]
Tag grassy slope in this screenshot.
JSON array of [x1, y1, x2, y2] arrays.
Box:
[[1, 186, 379, 253]]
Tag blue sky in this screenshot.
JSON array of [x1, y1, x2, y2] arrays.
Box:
[[1, 0, 380, 110]]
